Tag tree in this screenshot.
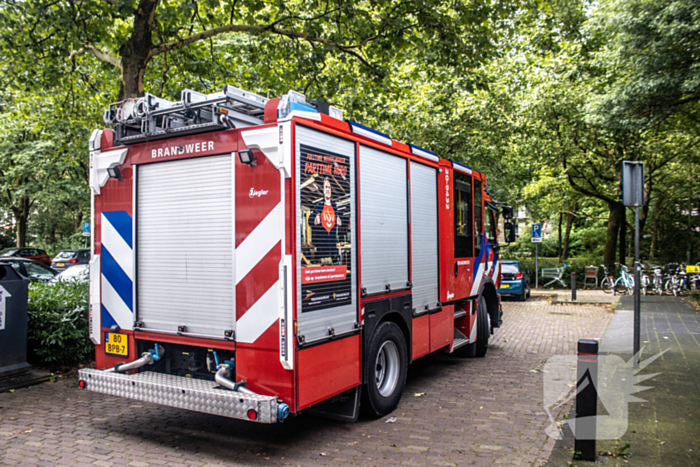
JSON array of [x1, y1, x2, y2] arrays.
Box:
[[0, 0, 512, 100], [588, 0, 700, 128]]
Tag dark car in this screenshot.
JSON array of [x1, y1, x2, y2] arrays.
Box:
[[0, 257, 58, 282], [0, 247, 51, 265], [498, 260, 531, 301], [51, 249, 90, 271]]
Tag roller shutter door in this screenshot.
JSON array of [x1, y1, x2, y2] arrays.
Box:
[[410, 161, 439, 312], [136, 154, 234, 337], [359, 146, 409, 295]]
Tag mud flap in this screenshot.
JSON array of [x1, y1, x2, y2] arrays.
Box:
[[306, 386, 361, 422]]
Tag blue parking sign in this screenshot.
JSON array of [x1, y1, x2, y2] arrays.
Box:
[[83, 222, 90, 237], [531, 223, 542, 243]]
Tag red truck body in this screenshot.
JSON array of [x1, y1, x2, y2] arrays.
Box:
[[80, 87, 505, 423]]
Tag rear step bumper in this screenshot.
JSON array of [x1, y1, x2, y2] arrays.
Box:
[[78, 369, 283, 424]]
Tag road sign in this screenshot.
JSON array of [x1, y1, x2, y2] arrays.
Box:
[[622, 161, 645, 207], [83, 222, 90, 237], [531, 223, 542, 243]]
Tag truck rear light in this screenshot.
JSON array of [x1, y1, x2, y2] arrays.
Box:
[[516, 272, 523, 279], [247, 409, 257, 420]]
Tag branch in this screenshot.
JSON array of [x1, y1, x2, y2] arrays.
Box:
[[69, 44, 121, 69], [148, 23, 373, 68]]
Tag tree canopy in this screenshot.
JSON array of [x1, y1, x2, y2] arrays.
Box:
[[0, 0, 697, 264]]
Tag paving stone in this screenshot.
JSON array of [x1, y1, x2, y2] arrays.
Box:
[[0, 296, 612, 467]]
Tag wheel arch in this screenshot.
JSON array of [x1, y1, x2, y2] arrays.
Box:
[[361, 294, 413, 385], [480, 278, 502, 329]]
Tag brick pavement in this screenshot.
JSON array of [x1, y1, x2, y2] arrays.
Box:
[[0, 297, 613, 467], [548, 295, 700, 466]]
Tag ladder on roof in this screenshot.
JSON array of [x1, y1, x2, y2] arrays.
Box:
[[104, 85, 269, 145]]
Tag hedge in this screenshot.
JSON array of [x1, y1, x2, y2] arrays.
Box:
[[27, 281, 93, 366]]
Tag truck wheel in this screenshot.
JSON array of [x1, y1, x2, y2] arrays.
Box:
[[363, 322, 407, 417], [475, 295, 490, 358]]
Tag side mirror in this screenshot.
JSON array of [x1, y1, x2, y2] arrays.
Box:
[[501, 205, 513, 220], [504, 221, 516, 244]]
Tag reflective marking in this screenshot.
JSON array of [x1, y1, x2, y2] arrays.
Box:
[[235, 203, 282, 284], [236, 281, 280, 343]]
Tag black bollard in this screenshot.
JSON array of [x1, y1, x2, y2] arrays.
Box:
[[571, 272, 577, 301], [574, 339, 598, 461]]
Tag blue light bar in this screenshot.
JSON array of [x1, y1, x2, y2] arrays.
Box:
[[409, 144, 439, 162], [451, 161, 472, 175], [348, 121, 393, 146]]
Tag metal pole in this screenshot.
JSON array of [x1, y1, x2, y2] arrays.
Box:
[[571, 272, 577, 301], [535, 242, 539, 289], [634, 207, 641, 367]]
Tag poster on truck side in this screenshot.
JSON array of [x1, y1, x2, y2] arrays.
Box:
[[299, 144, 352, 312]]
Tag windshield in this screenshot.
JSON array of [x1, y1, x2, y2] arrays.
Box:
[[54, 251, 78, 260], [501, 264, 519, 274], [24, 261, 56, 280], [0, 248, 19, 256]]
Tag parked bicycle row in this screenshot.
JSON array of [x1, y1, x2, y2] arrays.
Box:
[[599, 263, 700, 296]]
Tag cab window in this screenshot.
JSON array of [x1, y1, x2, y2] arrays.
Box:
[[454, 172, 473, 258], [485, 207, 498, 246], [473, 178, 483, 256]]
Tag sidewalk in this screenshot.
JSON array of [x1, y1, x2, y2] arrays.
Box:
[[546, 295, 700, 466]]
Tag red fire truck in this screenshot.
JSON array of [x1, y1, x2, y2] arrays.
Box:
[[79, 86, 515, 423]]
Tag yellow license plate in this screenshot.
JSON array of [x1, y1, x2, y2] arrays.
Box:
[[57, 263, 65, 267], [500, 284, 510, 288], [105, 333, 128, 356]]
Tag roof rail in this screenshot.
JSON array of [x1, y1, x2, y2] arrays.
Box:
[[104, 85, 269, 145]]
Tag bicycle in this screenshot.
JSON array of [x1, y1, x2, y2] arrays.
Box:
[[600, 264, 616, 294], [651, 265, 665, 295], [613, 264, 635, 296], [664, 263, 681, 297], [640, 264, 650, 296]]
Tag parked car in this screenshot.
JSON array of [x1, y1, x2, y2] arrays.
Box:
[[49, 263, 89, 284], [498, 260, 531, 301], [51, 249, 90, 271], [0, 257, 58, 282], [0, 247, 51, 265]]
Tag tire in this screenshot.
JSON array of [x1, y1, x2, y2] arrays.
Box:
[[363, 322, 408, 417], [518, 290, 527, 301], [602, 278, 613, 294], [475, 295, 490, 358]]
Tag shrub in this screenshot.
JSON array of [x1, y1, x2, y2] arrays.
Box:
[[27, 281, 92, 366]]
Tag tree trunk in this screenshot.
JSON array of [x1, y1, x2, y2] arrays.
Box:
[[604, 201, 622, 270], [649, 202, 660, 259], [11, 198, 30, 247], [562, 202, 577, 261], [118, 0, 159, 99], [618, 205, 627, 264], [557, 211, 563, 261]]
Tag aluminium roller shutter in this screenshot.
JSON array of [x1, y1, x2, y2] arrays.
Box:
[[136, 154, 234, 337], [359, 146, 409, 295], [410, 161, 439, 312]]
